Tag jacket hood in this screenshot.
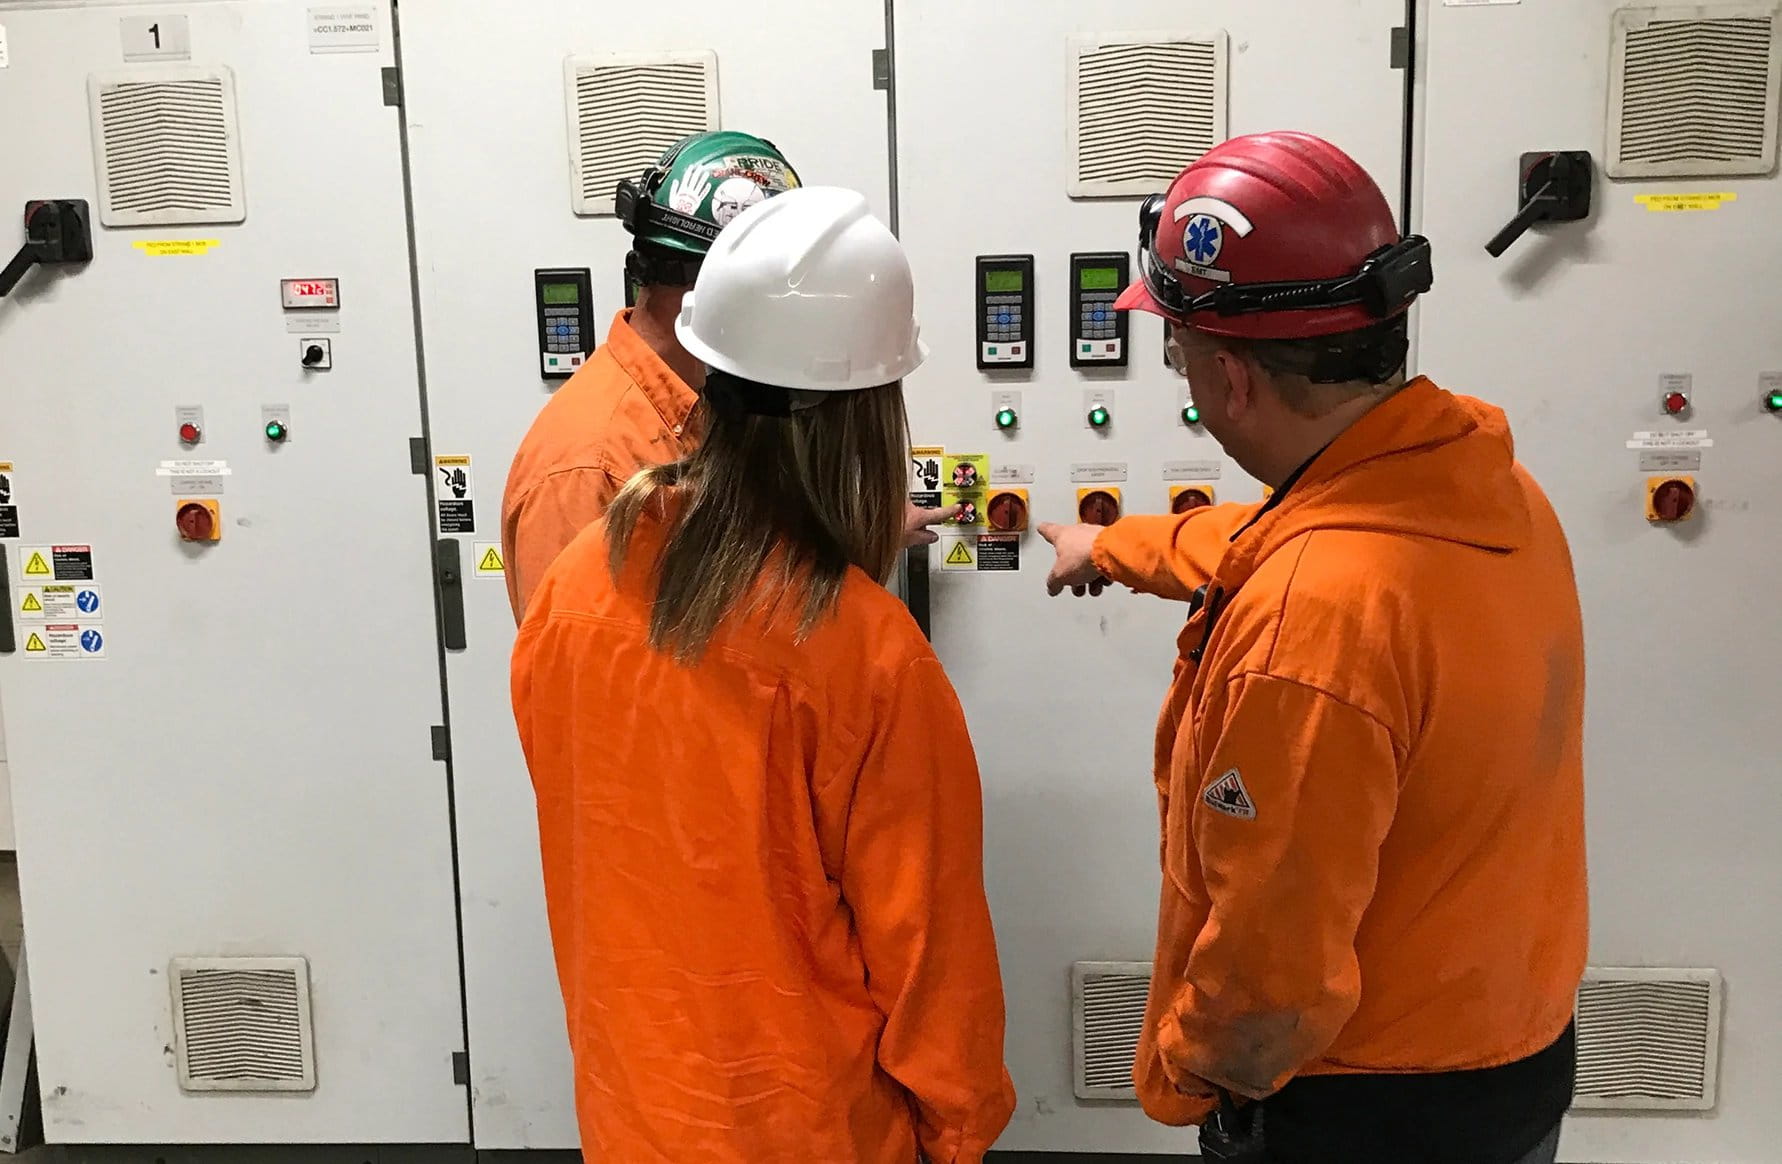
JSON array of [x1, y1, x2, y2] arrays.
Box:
[[1218, 378, 1531, 590]]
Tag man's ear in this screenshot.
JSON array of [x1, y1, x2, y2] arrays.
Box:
[[1213, 347, 1261, 419]]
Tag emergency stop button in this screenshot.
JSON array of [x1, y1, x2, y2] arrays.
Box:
[[1647, 476, 1697, 523], [1077, 487, 1122, 527], [176, 499, 221, 542]]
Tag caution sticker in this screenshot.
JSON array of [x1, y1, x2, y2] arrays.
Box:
[[941, 536, 977, 572], [435, 455, 475, 534], [975, 533, 1020, 572], [473, 542, 506, 578], [21, 623, 105, 661], [909, 445, 944, 508], [1636, 192, 1735, 213], [20, 544, 94, 581], [18, 583, 101, 622], [132, 239, 220, 257]]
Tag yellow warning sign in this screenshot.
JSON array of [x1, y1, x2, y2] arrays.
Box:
[[942, 538, 976, 571], [474, 543, 506, 577], [20, 592, 41, 613], [23, 551, 50, 576], [1636, 192, 1736, 213], [132, 239, 221, 257], [24, 633, 45, 653]]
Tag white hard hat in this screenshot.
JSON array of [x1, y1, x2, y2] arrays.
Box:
[[676, 186, 927, 392]]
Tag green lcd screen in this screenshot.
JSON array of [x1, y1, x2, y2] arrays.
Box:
[[542, 282, 580, 306], [984, 270, 1025, 294], [1080, 267, 1120, 291]]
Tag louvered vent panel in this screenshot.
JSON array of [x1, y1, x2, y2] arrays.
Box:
[[565, 51, 719, 216], [171, 957, 316, 1093], [88, 68, 246, 227], [1070, 35, 1227, 199], [1573, 968, 1721, 1111], [1608, 7, 1781, 177], [1071, 962, 1151, 1099]]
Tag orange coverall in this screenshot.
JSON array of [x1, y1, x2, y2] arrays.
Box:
[[511, 506, 1017, 1163], [502, 310, 697, 621], [1089, 379, 1588, 1122]]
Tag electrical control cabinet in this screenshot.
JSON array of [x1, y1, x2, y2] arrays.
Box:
[[895, 1, 1408, 1152], [399, 0, 895, 1146], [1420, 4, 1782, 1160], [0, 1, 466, 1144]]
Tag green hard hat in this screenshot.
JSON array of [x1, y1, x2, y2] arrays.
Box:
[[616, 131, 802, 260]]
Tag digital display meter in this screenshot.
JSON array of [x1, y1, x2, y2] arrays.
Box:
[[535, 267, 595, 379], [1070, 252, 1130, 368], [280, 277, 339, 310], [977, 254, 1034, 370]]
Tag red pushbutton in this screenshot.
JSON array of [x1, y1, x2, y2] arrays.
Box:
[[178, 422, 202, 444], [1650, 478, 1696, 523], [176, 501, 216, 541], [1663, 391, 1690, 416]]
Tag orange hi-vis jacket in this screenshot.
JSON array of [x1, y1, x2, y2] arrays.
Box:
[[511, 506, 1017, 1163], [1090, 379, 1588, 1123], [502, 310, 698, 621]]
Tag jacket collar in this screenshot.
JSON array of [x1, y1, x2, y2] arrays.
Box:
[[603, 310, 698, 433]]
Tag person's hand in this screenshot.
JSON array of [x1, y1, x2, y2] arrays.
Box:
[[904, 502, 962, 547], [1037, 522, 1109, 597]]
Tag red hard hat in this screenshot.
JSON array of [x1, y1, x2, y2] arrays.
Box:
[[1116, 132, 1404, 340]]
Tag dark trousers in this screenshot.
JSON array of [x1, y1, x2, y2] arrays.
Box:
[[1512, 1123, 1563, 1164]]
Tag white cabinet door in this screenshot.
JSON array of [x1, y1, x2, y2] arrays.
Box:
[[894, 0, 1408, 1152], [399, 1, 894, 1147], [0, 1, 466, 1144], [1419, 4, 1782, 1161]]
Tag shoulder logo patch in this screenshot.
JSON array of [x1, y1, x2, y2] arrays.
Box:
[[1202, 768, 1257, 821]]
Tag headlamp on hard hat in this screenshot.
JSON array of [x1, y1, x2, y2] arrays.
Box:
[[1136, 192, 1434, 324]]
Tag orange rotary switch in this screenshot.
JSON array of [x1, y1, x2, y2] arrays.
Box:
[[987, 489, 1029, 532], [1076, 487, 1123, 527], [176, 499, 221, 542]]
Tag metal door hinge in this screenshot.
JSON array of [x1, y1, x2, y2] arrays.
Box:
[[1390, 27, 1410, 70], [410, 436, 428, 475], [431, 725, 451, 763], [382, 65, 403, 107], [452, 1051, 470, 1086], [872, 49, 891, 91]]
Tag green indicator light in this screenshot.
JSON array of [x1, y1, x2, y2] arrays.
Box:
[[995, 407, 1019, 430], [264, 420, 288, 442], [1767, 391, 1782, 413], [1088, 406, 1111, 429], [1183, 403, 1202, 426]]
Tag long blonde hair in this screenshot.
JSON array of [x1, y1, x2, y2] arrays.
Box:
[[606, 383, 910, 662]]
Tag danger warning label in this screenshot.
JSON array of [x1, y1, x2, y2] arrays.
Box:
[[435, 455, 475, 534], [21, 623, 104, 661], [975, 534, 1020, 572], [20, 544, 93, 581]]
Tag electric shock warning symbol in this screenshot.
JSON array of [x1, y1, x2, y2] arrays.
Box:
[[473, 543, 506, 579], [23, 551, 50, 576], [24, 633, 46, 653], [20, 593, 42, 613], [946, 540, 974, 566]]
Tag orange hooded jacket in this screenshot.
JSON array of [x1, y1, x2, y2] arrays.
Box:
[[511, 505, 1016, 1163], [502, 310, 698, 622], [1089, 379, 1588, 1122]]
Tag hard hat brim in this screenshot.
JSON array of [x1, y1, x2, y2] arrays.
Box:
[[1115, 279, 1171, 320]]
